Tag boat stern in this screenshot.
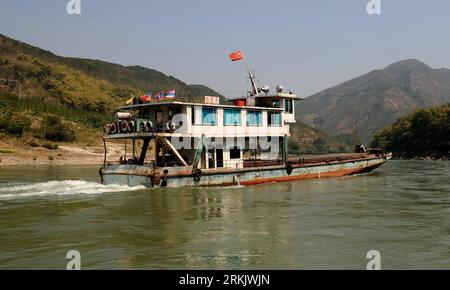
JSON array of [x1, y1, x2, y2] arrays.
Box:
[[100, 164, 155, 187]]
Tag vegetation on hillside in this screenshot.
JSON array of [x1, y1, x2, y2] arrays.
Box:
[[371, 103, 450, 156], [0, 34, 224, 103], [0, 109, 31, 136], [298, 59, 450, 143], [0, 52, 136, 142], [289, 122, 359, 154], [0, 33, 223, 144]]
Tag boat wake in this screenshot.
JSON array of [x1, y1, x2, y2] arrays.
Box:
[[0, 180, 145, 200]]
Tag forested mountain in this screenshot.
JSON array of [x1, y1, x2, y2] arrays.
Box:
[[297, 60, 450, 142]]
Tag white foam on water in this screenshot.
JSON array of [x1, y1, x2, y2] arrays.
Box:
[[218, 185, 246, 189], [0, 180, 145, 200]]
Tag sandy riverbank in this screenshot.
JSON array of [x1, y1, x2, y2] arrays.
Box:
[[0, 142, 124, 167]]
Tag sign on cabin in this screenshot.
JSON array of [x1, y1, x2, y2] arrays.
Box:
[[204, 96, 220, 104]]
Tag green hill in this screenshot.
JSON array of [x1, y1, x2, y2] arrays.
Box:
[[0, 52, 131, 141], [289, 121, 358, 154], [0, 33, 223, 103], [371, 103, 450, 157], [0, 34, 223, 144]]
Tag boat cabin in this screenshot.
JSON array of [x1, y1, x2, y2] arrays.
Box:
[[103, 89, 301, 172]]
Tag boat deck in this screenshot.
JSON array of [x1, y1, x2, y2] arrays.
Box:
[[289, 153, 370, 164], [198, 153, 385, 176]]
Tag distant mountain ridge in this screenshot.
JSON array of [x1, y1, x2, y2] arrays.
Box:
[[297, 59, 450, 142]]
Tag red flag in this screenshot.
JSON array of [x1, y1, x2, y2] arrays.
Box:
[[139, 94, 152, 103], [229, 50, 244, 62]]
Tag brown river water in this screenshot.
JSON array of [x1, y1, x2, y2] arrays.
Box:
[[0, 160, 449, 269]]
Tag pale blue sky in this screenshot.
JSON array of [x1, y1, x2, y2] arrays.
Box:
[[1, 0, 450, 97]]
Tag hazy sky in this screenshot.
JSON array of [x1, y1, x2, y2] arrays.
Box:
[[1, 0, 450, 97]]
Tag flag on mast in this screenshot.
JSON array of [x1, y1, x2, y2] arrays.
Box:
[[139, 94, 152, 103], [155, 90, 164, 101], [229, 50, 244, 62], [165, 90, 176, 99]]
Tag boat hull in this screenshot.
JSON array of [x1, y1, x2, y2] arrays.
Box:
[[100, 156, 387, 188]]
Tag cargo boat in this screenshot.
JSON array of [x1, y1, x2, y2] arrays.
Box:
[[99, 72, 390, 188]]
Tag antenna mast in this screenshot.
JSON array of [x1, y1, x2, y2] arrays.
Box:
[[247, 69, 259, 96]]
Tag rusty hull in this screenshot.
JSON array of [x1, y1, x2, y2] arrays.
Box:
[[100, 154, 388, 188]]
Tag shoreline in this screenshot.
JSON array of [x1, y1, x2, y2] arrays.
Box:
[[392, 153, 450, 161], [0, 150, 104, 167], [0, 158, 103, 167], [0, 143, 123, 167]]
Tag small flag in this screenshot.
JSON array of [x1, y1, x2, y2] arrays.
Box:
[[139, 94, 152, 103], [229, 50, 244, 62], [165, 89, 176, 99], [155, 90, 165, 101]]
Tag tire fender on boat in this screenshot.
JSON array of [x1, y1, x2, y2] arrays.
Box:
[[286, 163, 293, 175], [98, 167, 104, 183], [104, 124, 111, 134], [145, 121, 153, 132], [139, 121, 147, 132], [193, 168, 202, 184], [108, 123, 117, 134], [166, 121, 176, 131], [128, 121, 135, 133], [120, 120, 129, 133], [161, 169, 169, 187]]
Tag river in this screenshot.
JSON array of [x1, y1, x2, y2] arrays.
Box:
[[0, 160, 448, 269]]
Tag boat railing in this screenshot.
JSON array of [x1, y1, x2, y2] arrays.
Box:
[[243, 159, 283, 168], [106, 160, 155, 167], [287, 153, 369, 165], [106, 159, 286, 169], [105, 159, 191, 167], [155, 161, 193, 168], [104, 119, 184, 136]]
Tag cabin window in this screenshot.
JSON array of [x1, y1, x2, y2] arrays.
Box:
[[202, 107, 217, 126], [268, 112, 282, 126], [230, 147, 241, 159], [192, 106, 203, 125], [224, 108, 241, 126], [284, 99, 293, 114], [192, 106, 217, 125], [246, 110, 262, 126]]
